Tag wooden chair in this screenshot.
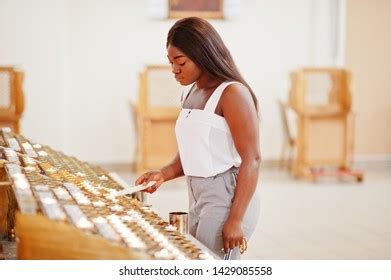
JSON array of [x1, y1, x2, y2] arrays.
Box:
[[288, 68, 363, 182], [0, 67, 24, 133], [133, 65, 182, 173]]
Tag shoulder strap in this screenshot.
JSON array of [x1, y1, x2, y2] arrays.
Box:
[[180, 83, 195, 107], [204, 81, 241, 112]]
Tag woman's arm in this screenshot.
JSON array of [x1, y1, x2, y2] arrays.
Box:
[[160, 152, 184, 181], [220, 83, 261, 252], [135, 153, 184, 193]]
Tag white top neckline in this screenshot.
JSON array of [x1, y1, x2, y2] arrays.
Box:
[[181, 108, 224, 120], [181, 81, 236, 114]]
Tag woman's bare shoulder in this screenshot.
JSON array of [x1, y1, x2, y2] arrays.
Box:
[[221, 82, 254, 109]]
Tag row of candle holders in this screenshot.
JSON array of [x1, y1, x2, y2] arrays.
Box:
[[0, 129, 213, 260]]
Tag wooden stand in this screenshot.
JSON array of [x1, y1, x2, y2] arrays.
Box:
[[133, 65, 182, 172], [16, 213, 150, 260], [0, 67, 24, 133], [288, 68, 363, 182], [0, 168, 15, 240]]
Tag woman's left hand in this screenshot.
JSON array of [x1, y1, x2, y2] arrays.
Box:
[[222, 217, 245, 253]]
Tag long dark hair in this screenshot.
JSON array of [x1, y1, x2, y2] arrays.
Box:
[[166, 17, 258, 110]]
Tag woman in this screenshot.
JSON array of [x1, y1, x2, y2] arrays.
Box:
[[135, 17, 260, 260]]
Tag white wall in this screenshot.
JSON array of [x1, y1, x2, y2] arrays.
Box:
[[0, 0, 68, 150], [0, 0, 338, 164]]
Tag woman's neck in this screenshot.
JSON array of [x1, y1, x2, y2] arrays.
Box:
[[195, 74, 221, 90]]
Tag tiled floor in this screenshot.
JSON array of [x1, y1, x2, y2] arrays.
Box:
[[117, 165, 391, 259]]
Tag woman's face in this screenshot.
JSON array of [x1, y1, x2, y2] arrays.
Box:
[[167, 44, 202, 86]]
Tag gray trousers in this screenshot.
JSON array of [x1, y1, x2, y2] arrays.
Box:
[[187, 167, 260, 259]]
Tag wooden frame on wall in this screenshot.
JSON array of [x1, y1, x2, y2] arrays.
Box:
[[168, 0, 224, 19]]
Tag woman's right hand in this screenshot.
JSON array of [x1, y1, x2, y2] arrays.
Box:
[[135, 170, 165, 194]]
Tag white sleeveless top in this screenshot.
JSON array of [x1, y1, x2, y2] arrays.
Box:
[[175, 81, 241, 178]]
